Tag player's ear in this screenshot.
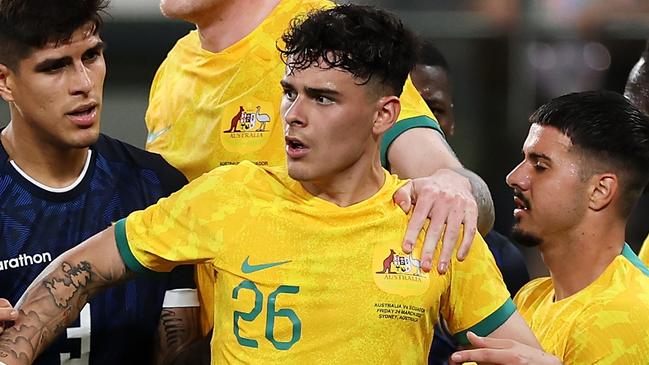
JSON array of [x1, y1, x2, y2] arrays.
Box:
[[588, 173, 617, 211], [0, 63, 15, 103], [373, 95, 400, 135]]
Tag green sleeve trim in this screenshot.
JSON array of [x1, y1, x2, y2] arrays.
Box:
[[114, 218, 158, 277], [621, 243, 649, 277], [452, 298, 517, 346], [379, 116, 444, 169]]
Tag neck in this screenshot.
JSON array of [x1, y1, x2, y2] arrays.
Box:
[[301, 151, 386, 207], [1, 123, 90, 188], [195, 0, 281, 53], [540, 218, 626, 301]]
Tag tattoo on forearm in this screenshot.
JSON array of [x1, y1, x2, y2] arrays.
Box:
[[0, 258, 129, 364], [44, 262, 92, 308]]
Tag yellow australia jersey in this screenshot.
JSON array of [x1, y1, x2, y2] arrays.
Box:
[[514, 245, 649, 364], [115, 162, 514, 364], [145, 0, 440, 181], [638, 234, 649, 264], [145, 0, 442, 335]]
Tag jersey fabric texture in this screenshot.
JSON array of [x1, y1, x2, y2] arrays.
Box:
[[145, 0, 442, 336], [639, 233, 649, 264], [0, 133, 193, 365], [514, 244, 649, 364], [428, 229, 530, 365], [115, 162, 514, 364]]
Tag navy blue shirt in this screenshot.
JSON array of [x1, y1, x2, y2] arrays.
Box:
[[0, 134, 193, 365]]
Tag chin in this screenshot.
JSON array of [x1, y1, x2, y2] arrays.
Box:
[[511, 225, 543, 247], [70, 129, 100, 148]]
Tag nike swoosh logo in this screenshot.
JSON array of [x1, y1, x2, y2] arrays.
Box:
[[146, 126, 171, 144], [241, 256, 291, 274]]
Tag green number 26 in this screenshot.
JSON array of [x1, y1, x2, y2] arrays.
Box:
[[232, 280, 302, 350]]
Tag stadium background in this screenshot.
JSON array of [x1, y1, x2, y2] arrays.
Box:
[[1, 0, 647, 277]]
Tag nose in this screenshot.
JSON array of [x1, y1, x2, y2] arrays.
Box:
[[70, 62, 93, 95], [282, 96, 307, 128], [506, 161, 530, 191]]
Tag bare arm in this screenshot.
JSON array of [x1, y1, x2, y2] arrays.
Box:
[[154, 305, 208, 365], [0, 226, 130, 365], [389, 127, 495, 273]]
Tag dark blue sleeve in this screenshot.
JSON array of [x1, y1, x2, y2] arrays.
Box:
[[484, 230, 530, 297]]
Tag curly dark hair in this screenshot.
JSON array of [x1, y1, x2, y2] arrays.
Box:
[[530, 90, 649, 217], [0, 0, 109, 71], [278, 4, 419, 96]]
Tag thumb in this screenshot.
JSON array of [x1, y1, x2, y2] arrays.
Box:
[[393, 181, 413, 213]]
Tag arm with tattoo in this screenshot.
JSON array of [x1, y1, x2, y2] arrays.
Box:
[[0, 227, 130, 365]]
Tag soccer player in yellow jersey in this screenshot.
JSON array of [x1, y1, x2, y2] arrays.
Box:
[[150, 0, 498, 339], [0, 5, 541, 364], [452, 91, 649, 365], [624, 41, 649, 265]]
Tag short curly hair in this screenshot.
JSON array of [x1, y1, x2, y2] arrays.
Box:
[[278, 4, 419, 96], [0, 0, 109, 71]]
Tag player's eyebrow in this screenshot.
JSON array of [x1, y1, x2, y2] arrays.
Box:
[[33, 41, 104, 73], [527, 151, 552, 162]]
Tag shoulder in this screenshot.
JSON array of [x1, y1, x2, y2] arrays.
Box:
[[94, 134, 187, 192], [514, 277, 552, 307]]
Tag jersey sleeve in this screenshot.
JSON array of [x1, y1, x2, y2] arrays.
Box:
[[115, 163, 252, 274], [380, 76, 444, 169], [440, 232, 516, 346]]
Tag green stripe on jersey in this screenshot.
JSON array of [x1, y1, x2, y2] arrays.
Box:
[[114, 218, 158, 276], [379, 115, 444, 169], [453, 298, 517, 346], [621, 243, 649, 277]]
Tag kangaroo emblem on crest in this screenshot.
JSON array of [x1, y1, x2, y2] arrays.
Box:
[[376, 249, 397, 274], [224, 106, 244, 133]]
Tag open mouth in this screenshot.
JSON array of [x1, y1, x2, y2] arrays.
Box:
[[513, 190, 531, 212], [287, 139, 306, 150], [67, 104, 96, 117]]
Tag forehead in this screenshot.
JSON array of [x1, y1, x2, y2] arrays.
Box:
[[29, 23, 100, 59], [411, 64, 450, 102], [523, 124, 573, 155], [283, 62, 362, 90]]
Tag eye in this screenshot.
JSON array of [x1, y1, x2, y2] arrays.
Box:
[[282, 88, 297, 101], [533, 161, 548, 171], [82, 49, 102, 63], [315, 95, 333, 105]]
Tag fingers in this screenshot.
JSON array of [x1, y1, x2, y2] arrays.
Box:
[[457, 206, 477, 261], [401, 188, 431, 255], [467, 331, 512, 349], [0, 298, 17, 322], [0, 298, 17, 336], [436, 199, 463, 274], [451, 332, 517, 364], [451, 348, 512, 364], [419, 200, 447, 273], [393, 181, 413, 214]]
